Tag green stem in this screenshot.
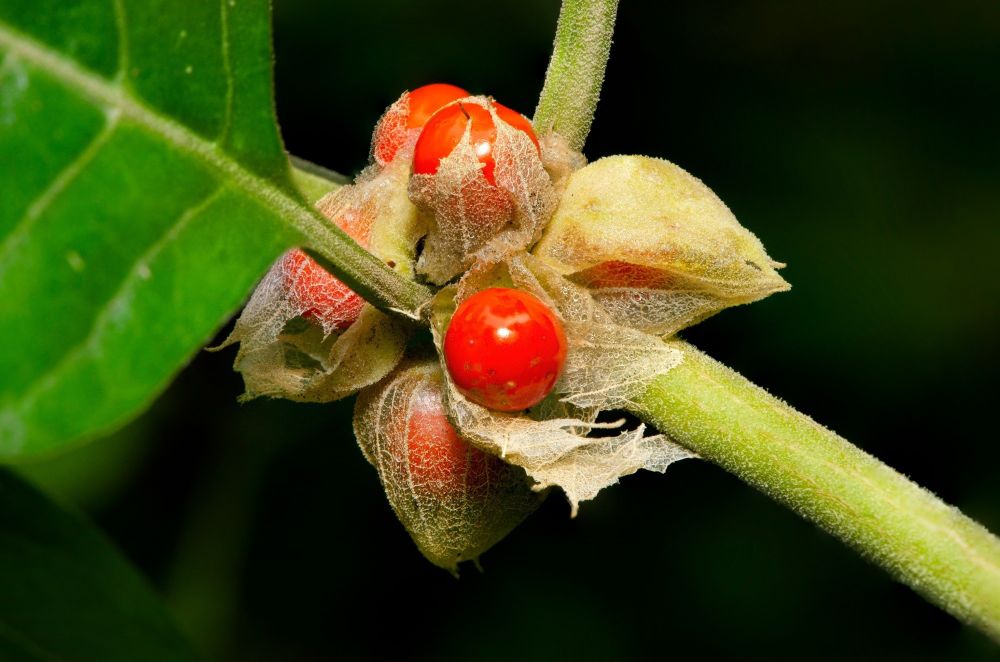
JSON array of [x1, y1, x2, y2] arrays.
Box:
[[295, 0, 621, 317], [533, 0, 619, 150], [291, 12, 1000, 642], [631, 340, 1000, 642], [289, 156, 350, 199], [286, 159, 433, 321]]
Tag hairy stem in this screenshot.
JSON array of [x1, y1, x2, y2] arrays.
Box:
[[287, 159, 433, 320], [533, 0, 618, 150], [298, 221, 431, 322], [294, 0, 621, 319], [631, 340, 1000, 642]]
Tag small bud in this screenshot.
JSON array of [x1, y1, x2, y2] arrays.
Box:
[[354, 360, 544, 573], [533, 155, 790, 336]]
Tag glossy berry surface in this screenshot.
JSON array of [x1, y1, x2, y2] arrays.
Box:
[[406, 381, 505, 497], [373, 83, 469, 165], [412, 100, 540, 185], [405, 83, 470, 129], [443, 288, 567, 412]]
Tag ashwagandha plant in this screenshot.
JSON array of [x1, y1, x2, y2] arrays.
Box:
[[0, 0, 997, 656]]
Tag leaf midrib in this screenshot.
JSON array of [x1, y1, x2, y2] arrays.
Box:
[[0, 20, 315, 244], [0, 16, 431, 325]]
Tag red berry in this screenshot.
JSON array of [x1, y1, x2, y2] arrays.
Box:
[[405, 83, 470, 129], [570, 260, 676, 290], [373, 83, 470, 165], [285, 250, 364, 331], [286, 206, 372, 332], [406, 380, 506, 497], [443, 288, 567, 412], [412, 100, 540, 185]]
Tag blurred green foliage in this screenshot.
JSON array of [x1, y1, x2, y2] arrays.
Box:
[[21, 0, 999, 659], [0, 468, 199, 660]]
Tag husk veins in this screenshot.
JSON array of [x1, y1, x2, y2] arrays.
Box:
[[429, 256, 695, 515], [353, 360, 544, 573], [220, 159, 423, 402], [408, 97, 561, 285], [534, 155, 790, 336], [226, 92, 789, 567]]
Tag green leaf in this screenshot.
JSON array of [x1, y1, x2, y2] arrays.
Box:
[[0, 1, 326, 458], [0, 468, 198, 661]]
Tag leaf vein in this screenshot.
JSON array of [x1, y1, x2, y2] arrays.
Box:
[[0, 16, 430, 321], [218, 0, 235, 144], [111, 0, 129, 82], [11, 187, 226, 417], [0, 20, 319, 250], [0, 114, 120, 277]]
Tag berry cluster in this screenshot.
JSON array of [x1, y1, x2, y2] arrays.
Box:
[[289, 84, 568, 412], [228, 81, 786, 571]]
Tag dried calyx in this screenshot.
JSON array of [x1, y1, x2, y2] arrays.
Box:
[[408, 95, 560, 285], [354, 360, 544, 574], [218, 159, 422, 402], [429, 255, 695, 515], [225, 84, 788, 570], [533, 155, 790, 337]]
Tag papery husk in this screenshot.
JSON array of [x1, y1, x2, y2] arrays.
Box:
[[538, 131, 587, 197], [353, 360, 545, 573], [225, 305, 408, 403], [370, 90, 412, 167], [533, 155, 790, 336], [508, 255, 685, 410], [408, 97, 565, 285], [430, 256, 695, 515], [220, 160, 424, 402]]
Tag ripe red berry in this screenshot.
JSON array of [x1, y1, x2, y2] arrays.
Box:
[[405, 83, 470, 129], [354, 361, 545, 571], [412, 100, 540, 185], [443, 288, 567, 412], [285, 205, 372, 332], [406, 379, 508, 497], [372, 83, 470, 165]]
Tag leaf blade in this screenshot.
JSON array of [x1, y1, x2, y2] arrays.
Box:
[[0, 3, 313, 457], [0, 1, 429, 457]]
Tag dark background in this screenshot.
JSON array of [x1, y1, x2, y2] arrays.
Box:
[[17, 1, 1000, 659]]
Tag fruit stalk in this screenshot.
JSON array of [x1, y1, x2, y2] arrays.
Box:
[[532, 0, 618, 149], [631, 340, 1000, 642], [285, 161, 432, 320], [299, 239, 429, 323]]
